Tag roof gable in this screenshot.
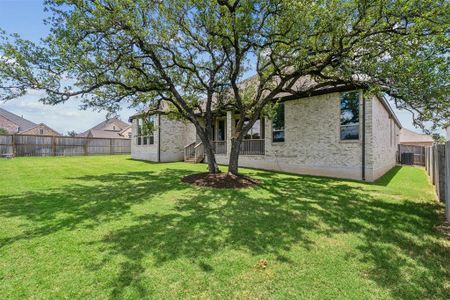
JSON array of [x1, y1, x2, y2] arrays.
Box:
[[91, 117, 130, 131], [0, 107, 36, 132]]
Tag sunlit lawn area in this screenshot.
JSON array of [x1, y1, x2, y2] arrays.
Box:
[[0, 155, 448, 299]]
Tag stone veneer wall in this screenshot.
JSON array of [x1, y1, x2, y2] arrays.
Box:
[[368, 96, 400, 180], [130, 92, 399, 182], [130, 117, 160, 161], [159, 116, 187, 162], [215, 91, 367, 180], [131, 115, 190, 162]]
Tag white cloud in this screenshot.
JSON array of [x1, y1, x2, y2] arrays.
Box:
[[0, 93, 137, 134]]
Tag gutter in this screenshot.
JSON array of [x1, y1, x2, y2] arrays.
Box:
[[362, 91, 366, 181], [157, 113, 161, 162]]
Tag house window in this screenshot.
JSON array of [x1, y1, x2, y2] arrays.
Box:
[[272, 103, 285, 142], [113, 125, 116, 131], [340, 92, 360, 140], [136, 116, 155, 145], [217, 120, 225, 141], [38, 128, 44, 135]]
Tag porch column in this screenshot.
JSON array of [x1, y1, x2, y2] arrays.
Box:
[[226, 111, 234, 158]]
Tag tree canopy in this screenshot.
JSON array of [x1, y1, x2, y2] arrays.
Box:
[[0, 0, 448, 174]]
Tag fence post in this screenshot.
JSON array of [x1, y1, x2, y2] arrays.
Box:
[[52, 135, 56, 156], [110, 138, 113, 155], [84, 138, 88, 156], [437, 144, 446, 202], [444, 142, 450, 221], [11, 134, 16, 157], [432, 146, 436, 185]]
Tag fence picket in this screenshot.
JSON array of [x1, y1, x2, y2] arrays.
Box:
[[0, 134, 130, 157], [425, 144, 450, 222]]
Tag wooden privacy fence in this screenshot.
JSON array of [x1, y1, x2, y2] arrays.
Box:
[[0, 134, 131, 157], [425, 143, 450, 221]]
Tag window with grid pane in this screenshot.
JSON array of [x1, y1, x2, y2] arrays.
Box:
[[340, 92, 360, 140]]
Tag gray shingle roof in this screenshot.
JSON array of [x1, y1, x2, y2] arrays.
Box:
[[0, 107, 37, 132], [87, 129, 127, 139], [400, 128, 433, 144], [77, 117, 131, 138], [91, 117, 130, 131]]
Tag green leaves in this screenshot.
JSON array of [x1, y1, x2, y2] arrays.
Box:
[[0, 0, 448, 130]]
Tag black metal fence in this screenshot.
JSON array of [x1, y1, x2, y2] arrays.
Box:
[[398, 144, 425, 166]]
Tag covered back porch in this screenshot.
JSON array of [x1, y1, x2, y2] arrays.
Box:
[[184, 111, 265, 162]]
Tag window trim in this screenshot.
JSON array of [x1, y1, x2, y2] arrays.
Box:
[[136, 116, 155, 146], [272, 103, 285, 143], [339, 91, 361, 142]]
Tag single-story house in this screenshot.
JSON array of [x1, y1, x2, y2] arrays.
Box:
[[0, 107, 60, 136], [129, 83, 402, 182], [399, 128, 434, 147], [77, 117, 131, 139]]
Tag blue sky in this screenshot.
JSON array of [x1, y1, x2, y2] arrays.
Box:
[[0, 0, 432, 135]]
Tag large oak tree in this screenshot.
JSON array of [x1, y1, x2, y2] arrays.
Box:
[[0, 0, 448, 175]]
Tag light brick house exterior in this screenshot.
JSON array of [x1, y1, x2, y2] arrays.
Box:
[[0, 107, 60, 136], [130, 89, 401, 182]]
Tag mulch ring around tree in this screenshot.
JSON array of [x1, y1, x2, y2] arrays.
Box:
[[181, 172, 259, 189]]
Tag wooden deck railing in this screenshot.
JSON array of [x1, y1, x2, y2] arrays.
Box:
[[184, 142, 196, 161], [184, 142, 204, 162], [213, 140, 227, 155], [240, 139, 265, 155]]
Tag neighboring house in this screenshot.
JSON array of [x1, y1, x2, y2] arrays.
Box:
[[129, 84, 402, 182], [77, 117, 131, 139], [399, 128, 434, 147], [0, 107, 60, 136]]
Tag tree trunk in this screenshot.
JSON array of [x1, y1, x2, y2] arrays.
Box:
[[195, 127, 219, 174], [228, 137, 242, 175], [204, 139, 219, 173]]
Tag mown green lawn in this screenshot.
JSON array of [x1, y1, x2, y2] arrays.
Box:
[[0, 155, 448, 299]]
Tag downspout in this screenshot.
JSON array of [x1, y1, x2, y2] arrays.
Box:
[[157, 113, 161, 162], [361, 91, 366, 181]]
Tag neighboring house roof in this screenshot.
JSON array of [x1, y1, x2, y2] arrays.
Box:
[[0, 107, 37, 132], [91, 117, 130, 131], [119, 125, 131, 135], [87, 129, 129, 139], [77, 117, 131, 139], [399, 128, 434, 144]]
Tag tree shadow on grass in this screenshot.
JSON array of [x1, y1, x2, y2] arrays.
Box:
[[0, 169, 192, 248], [0, 166, 448, 299]]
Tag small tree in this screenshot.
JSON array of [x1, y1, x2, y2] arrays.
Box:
[[66, 130, 77, 137], [0, 0, 448, 176], [0, 128, 8, 135]]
